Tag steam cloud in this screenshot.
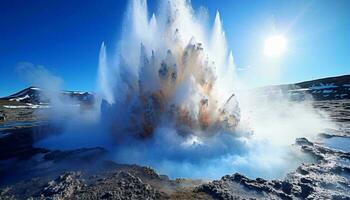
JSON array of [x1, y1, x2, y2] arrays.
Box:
[[32, 0, 334, 179]]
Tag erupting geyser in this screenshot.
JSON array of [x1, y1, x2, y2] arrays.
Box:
[[99, 0, 240, 139], [65, 0, 329, 179]]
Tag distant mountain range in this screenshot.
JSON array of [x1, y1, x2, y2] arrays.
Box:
[[256, 74, 350, 101], [0, 87, 95, 106], [294, 74, 350, 100], [1, 75, 349, 106]]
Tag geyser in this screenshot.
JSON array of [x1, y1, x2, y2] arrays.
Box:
[[99, 0, 240, 139], [95, 0, 296, 179], [36, 0, 333, 180]]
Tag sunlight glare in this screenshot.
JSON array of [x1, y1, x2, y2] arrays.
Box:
[[264, 35, 288, 57]]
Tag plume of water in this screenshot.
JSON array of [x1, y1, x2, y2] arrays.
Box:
[[97, 0, 240, 141], [98, 42, 114, 104]]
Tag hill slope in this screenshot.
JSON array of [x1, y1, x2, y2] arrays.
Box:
[[259, 74, 350, 101], [0, 87, 95, 105]]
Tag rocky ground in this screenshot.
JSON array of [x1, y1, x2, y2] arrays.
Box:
[[197, 137, 350, 199], [0, 99, 349, 199]]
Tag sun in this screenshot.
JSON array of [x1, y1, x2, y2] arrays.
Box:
[[263, 35, 288, 57]]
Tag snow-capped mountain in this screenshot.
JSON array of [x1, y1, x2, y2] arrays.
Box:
[[258, 74, 350, 101], [295, 74, 350, 100], [0, 87, 95, 105], [1, 87, 42, 104]]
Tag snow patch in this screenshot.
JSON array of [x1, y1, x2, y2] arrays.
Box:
[[9, 94, 30, 102], [322, 90, 334, 94], [310, 83, 338, 90], [3, 104, 50, 109]]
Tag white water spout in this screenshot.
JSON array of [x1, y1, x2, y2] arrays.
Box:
[[98, 42, 114, 104]]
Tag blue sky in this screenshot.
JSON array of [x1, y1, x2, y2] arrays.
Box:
[[0, 0, 349, 96]]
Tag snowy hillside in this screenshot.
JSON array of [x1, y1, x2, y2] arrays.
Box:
[[0, 87, 95, 106], [258, 74, 350, 101]]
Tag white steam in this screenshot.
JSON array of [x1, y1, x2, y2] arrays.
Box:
[[17, 63, 105, 150]]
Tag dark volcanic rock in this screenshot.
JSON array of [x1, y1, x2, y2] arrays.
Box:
[[198, 137, 350, 200], [38, 171, 83, 200], [43, 147, 108, 163], [0, 127, 49, 160], [0, 113, 6, 121], [0, 169, 164, 200], [197, 173, 292, 200], [0, 124, 109, 185], [77, 171, 162, 200]]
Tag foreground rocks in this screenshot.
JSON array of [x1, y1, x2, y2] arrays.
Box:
[[0, 165, 210, 200], [197, 137, 350, 199], [39, 172, 83, 199], [30, 171, 160, 200], [0, 99, 350, 199], [76, 171, 161, 200], [1, 136, 349, 200]]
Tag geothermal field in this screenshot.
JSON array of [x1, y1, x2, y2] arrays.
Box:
[[1, 0, 350, 199]]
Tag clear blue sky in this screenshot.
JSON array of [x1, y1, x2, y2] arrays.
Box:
[[1, 0, 349, 96]]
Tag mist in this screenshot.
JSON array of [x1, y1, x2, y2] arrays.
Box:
[[16, 62, 107, 150]]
